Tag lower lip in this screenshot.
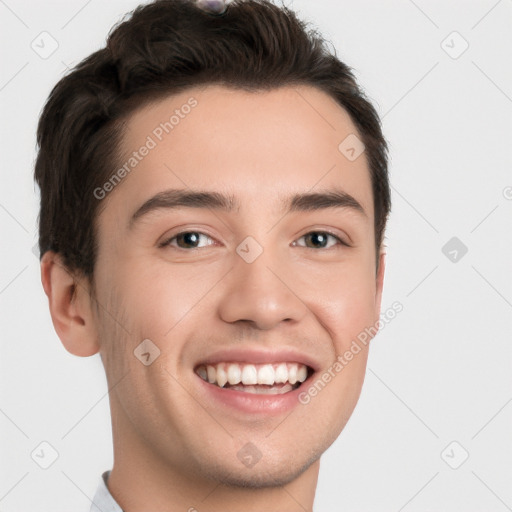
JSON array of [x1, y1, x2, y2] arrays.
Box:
[[195, 374, 314, 415]]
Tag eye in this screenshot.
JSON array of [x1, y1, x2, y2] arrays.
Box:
[[159, 231, 216, 249], [293, 231, 347, 249]]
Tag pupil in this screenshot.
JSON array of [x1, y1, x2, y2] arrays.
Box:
[[309, 233, 327, 248], [179, 232, 199, 248]]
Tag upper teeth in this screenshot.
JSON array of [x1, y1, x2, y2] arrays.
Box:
[[196, 362, 309, 388]]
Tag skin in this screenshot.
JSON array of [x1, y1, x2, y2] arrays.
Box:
[[41, 84, 385, 512]]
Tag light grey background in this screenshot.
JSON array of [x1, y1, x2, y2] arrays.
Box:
[[1, 0, 511, 510]]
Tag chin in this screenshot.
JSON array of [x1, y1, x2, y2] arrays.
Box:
[[196, 448, 321, 489]]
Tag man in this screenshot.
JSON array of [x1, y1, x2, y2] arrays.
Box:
[[35, 0, 390, 510]]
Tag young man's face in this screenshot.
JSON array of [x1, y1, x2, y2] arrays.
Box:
[[90, 84, 384, 487]]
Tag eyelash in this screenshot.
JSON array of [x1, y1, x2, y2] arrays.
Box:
[[159, 230, 349, 250]]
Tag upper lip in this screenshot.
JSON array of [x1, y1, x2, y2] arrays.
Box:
[[194, 347, 321, 373]]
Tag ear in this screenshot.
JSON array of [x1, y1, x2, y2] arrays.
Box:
[[374, 250, 386, 323], [40, 251, 100, 357]]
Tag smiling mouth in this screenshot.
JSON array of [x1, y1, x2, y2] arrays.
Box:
[[195, 362, 312, 395]]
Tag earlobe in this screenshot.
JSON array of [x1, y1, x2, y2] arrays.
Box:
[[40, 251, 100, 357]]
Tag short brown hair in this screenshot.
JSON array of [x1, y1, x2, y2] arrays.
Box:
[[34, 0, 390, 278]]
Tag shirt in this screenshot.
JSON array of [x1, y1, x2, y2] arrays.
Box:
[[90, 470, 123, 512]]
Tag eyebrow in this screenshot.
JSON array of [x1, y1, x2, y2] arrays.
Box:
[[129, 188, 366, 228]]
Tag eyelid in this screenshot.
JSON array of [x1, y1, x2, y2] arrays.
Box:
[[158, 227, 220, 249], [293, 230, 349, 249], [295, 224, 352, 245], [159, 227, 351, 250]]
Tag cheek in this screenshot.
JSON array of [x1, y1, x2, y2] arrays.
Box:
[[110, 260, 221, 338], [301, 262, 378, 350]]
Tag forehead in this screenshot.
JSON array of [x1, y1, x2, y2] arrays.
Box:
[[106, 84, 374, 221]]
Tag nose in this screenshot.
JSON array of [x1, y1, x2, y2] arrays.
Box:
[[216, 247, 309, 331]]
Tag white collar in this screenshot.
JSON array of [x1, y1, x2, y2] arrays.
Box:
[[89, 470, 123, 512]]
